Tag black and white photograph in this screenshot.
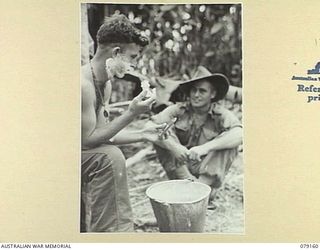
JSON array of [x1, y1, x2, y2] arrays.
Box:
[[80, 3, 243, 233]]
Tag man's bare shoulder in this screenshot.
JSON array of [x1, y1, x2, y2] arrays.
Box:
[[81, 64, 93, 89], [81, 63, 91, 80], [81, 64, 95, 104], [81, 78, 92, 93]]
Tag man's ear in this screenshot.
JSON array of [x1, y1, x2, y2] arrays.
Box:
[[211, 89, 217, 99], [111, 47, 121, 58]]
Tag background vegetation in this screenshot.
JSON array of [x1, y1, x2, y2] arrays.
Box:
[[86, 4, 242, 88]]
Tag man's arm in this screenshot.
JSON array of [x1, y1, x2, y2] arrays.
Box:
[[107, 122, 165, 145], [193, 126, 242, 155], [149, 104, 190, 162], [108, 129, 143, 144], [150, 104, 182, 151], [150, 103, 185, 149], [189, 107, 243, 160], [153, 131, 190, 162], [81, 82, 154, 149]]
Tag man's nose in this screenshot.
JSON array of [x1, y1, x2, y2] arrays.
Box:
[[194, 90, 200, 97]]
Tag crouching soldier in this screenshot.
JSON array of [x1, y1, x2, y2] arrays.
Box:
[[150, 66, 243, 202]]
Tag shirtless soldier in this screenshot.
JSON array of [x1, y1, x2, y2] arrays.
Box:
[[81, 14, 162, 232]]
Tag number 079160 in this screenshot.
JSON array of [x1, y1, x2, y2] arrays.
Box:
[[300, 244, 319, 248]]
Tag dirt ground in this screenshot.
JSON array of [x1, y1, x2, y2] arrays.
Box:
[[121, 135, 244, 234]]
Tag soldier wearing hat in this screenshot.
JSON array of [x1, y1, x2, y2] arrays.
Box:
[[151, 66, 243, 202]]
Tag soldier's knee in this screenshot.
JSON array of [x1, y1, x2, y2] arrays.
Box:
[[96, 145, 126, 170], [105, 145, 126, 168], [95, 145, 127, 182]]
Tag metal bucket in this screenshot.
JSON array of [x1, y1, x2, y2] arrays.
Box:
[[146, 180, 211, 232]]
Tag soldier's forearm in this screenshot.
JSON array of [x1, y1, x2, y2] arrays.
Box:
[[82, 110, 136, 148], [109, 129, 147, 144], [200, 127, 243, 154], [153, 137, 182, 151]]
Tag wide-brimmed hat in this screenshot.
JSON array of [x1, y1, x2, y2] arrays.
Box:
[[178, 66, 230, 102]]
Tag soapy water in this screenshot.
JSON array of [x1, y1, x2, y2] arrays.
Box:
[[146, 180, 211, 204]]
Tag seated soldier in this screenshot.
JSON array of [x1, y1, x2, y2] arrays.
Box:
[[150, 66, 243, 202], [81, 14, 163, 232]]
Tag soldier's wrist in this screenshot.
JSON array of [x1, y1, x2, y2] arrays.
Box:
[[125, 109, 138, 119]]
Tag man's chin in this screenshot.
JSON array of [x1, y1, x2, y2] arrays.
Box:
[[191, 101, 203, 107]]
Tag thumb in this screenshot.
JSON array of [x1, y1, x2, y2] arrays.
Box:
[[142, 95, 156, 105], [135, 90, 147, 101]]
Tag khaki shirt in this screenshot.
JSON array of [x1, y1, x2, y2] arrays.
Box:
[[152, 102, 242, 148]]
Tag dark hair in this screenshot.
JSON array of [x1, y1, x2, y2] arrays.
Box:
[[96, 14, 149, 47]]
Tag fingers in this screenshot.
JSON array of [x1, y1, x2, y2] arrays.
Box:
[[188, 151, 196, 161], [183, 154, 190, 162], [146, 123, 167, 134], [143, 123, 167, 142], [145, 121, 166, 128], [141, 95, 156, 106], [135, 90, 147, 101], [161, 127, 172, 139], [179, 151, 190, 162], [153, 123, 167, 130], [178, 156, 187, 162], [189, 151, 201, 162]]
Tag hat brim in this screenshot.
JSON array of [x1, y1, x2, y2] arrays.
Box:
[[179, 73, 229, 102]]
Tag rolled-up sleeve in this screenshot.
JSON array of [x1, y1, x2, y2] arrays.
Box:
[[219, 108, 242, 131], [151, 103, 185, 124]]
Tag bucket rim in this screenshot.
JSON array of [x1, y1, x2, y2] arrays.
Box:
[[146, 179, 211, 204]]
